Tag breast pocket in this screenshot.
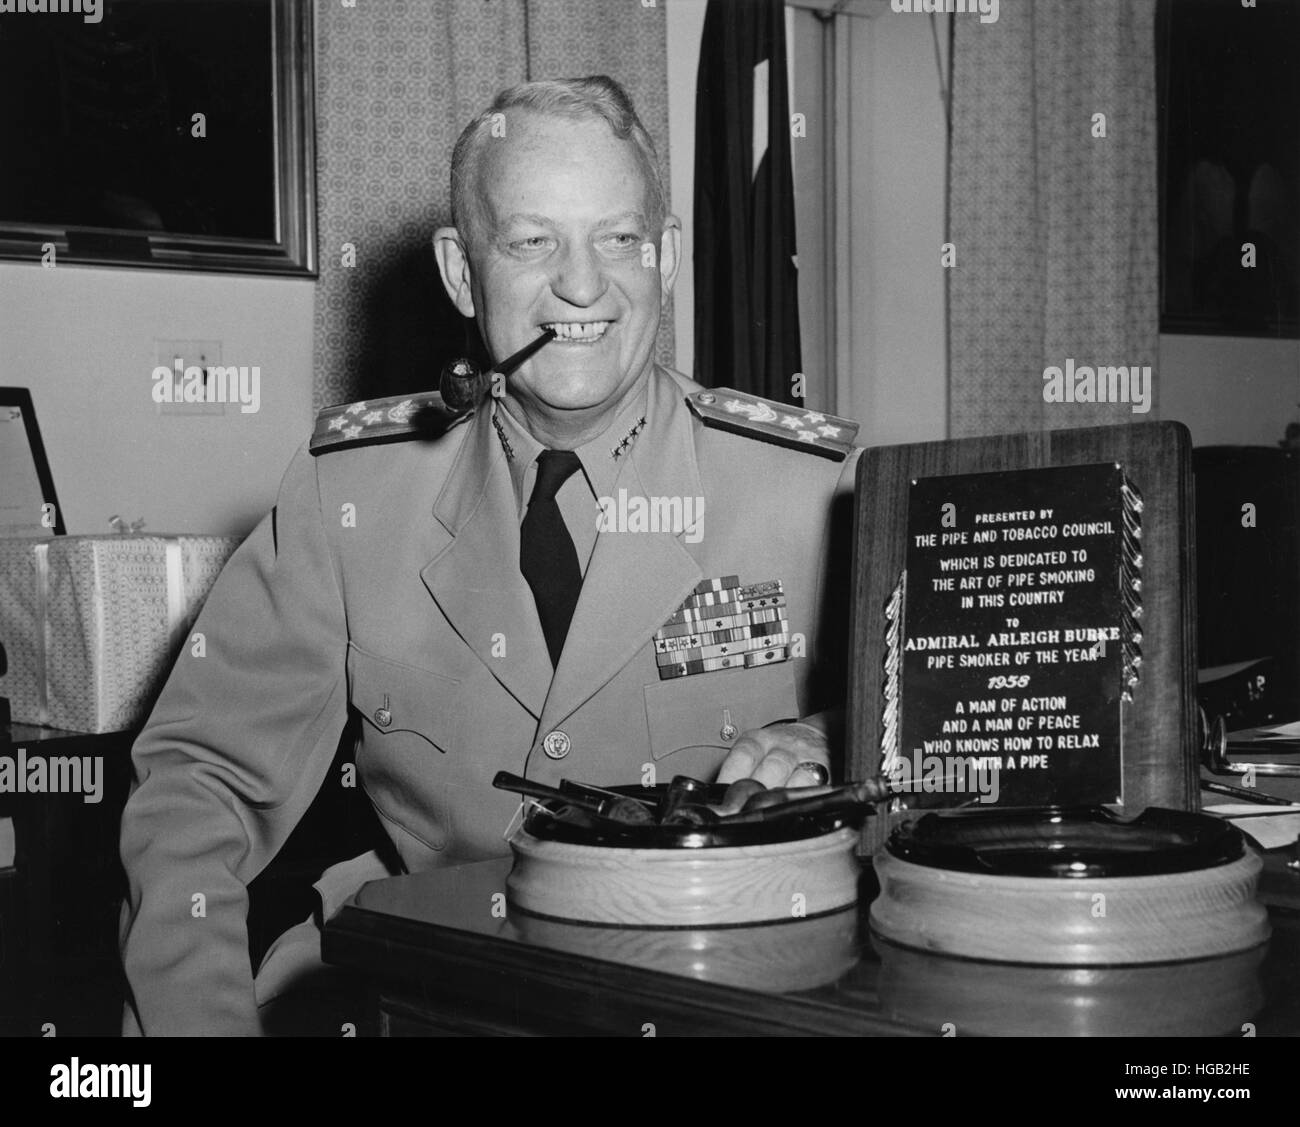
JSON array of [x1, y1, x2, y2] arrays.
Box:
[[346, 643, 464, 853], [642, 659, 801, 761], [346, 642, 462, 754]]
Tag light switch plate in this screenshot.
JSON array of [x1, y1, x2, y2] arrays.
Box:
[[154, 340, 225, 415]]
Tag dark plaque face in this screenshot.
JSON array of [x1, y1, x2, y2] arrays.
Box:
[[892, 464, 1136, 808]]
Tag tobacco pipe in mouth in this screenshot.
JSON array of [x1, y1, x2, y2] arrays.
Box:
[[439, 327, 557, 414]]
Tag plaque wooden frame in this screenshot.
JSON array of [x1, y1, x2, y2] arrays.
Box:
[[848, 422, 1197, 856]]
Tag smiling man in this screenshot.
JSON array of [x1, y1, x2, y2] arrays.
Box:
[[440, 104, 663, 435], [118, 76, 860, 1035]]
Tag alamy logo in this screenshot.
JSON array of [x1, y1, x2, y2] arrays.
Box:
[[0, 0, 102, 22], [151, 360, 261, 414], [50, 1059, 151, 1107], [0, 750, 103, 803], [891, 0, 998, 24], [889, 750, 1001, 803], [1042, 359, 1152, 414], [596, 489, 705, 544]]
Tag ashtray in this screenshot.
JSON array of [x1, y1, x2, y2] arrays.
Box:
[[506, 782, 863, 927], [870, 806, 1270, 964]]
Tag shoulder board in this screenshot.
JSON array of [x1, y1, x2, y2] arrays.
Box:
[[310, 391, 469, 455], [685, 388, 859, 461]]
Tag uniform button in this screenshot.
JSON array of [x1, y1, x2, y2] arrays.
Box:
[[542, 730, 571, 759], [720, 708, 738, 742], [373, 707, 392, 728], [698, 392, 716, 405]]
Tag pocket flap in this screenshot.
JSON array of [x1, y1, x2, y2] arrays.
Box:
[[346, 643, 460, 754], [643, 659, 800, 760]]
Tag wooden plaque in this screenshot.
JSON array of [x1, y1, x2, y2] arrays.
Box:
[[848, 422, 1197, 855]]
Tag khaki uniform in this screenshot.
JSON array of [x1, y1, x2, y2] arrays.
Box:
[[118, 366, 859, 1034]]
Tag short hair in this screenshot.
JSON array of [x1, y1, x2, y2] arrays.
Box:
[[450, 75, 666, 250]]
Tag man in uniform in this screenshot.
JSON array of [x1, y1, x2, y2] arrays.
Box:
[[119, 75, 860, 1035]]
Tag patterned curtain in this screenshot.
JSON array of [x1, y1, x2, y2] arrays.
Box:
[[312, 0, 672, 412], [948, 0, 1159, 437]]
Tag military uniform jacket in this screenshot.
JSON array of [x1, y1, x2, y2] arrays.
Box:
[[118, 366, 860, 1034]]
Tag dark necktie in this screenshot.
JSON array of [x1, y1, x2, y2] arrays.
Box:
[[520, 449, 583, 666]]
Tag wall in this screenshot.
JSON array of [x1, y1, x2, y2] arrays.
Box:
[[0, 263, 315, 536], [666, 0, 708, 379], [0, 0, 670, 543], [828, 13, 1300, 451], [4, 5, 1290, 547], [839, 10, 948, 446], [1158, 334, 1300, 449], [1, 2, 948, 541]]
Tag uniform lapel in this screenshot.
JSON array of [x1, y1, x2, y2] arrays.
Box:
[[421, 406, 552, 717], [539, 373, 705, 732]]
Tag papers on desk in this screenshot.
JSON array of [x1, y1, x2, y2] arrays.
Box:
[[1203, 804, 1300, 851], [1228, 719, 1300, 743], [1198, 658, 1270, 684]]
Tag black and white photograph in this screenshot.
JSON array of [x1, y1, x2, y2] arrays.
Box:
[[0, 0, 1297, 1099]]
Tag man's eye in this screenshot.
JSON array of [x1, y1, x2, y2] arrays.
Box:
[[510, 236, 552, 252], [604, 233, 640, 249]]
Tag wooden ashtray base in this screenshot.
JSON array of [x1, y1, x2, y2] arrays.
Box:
[[507, 826, 861, 927], [870, 849, 1270, 964]]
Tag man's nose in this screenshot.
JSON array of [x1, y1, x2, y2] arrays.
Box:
[[549, 243, 607, 308]]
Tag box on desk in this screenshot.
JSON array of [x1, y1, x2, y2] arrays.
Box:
[[0, 534, 242, 733]]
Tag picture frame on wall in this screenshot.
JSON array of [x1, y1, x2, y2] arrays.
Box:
[[1157, 0, 1299, 339], [0, 0, 316, 277], [0, 387, 64, 538]]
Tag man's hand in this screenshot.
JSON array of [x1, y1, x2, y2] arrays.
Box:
[[716, 720, 832, 787]]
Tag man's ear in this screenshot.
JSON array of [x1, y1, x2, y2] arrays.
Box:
[[658, 216, 682, 299], [433, 227, 476, 318]]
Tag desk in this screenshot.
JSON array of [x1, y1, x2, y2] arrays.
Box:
[[323, 851, 1300, 1037]]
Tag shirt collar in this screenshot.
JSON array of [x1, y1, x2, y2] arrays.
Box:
[[492, 382, 651, 517]]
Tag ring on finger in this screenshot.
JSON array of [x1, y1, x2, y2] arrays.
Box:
[[795, 760, 830, 786]]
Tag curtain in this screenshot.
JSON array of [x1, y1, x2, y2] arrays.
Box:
[[693, 0, 801, 400], [312, 0, 672, 412], [948, 0, 1160, 437]]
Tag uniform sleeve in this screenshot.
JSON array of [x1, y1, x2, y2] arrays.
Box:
[[118, 444, 349, 1035]]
